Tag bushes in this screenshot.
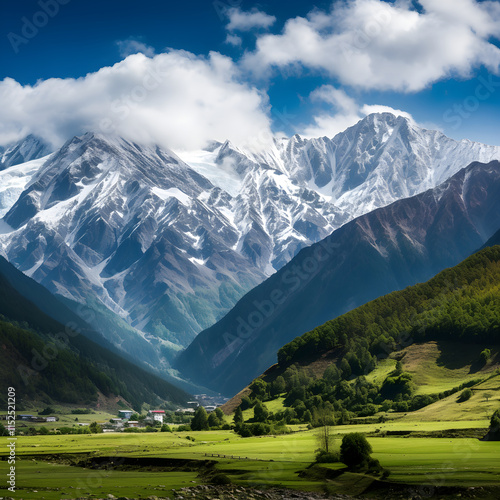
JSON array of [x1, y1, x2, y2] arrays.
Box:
[[480, 348, 491, 365], [457, 388, 472, 403], [315, 450, 340, 463], [210, 473, 231, 485], [340, 433, 372, 467], [339, 433, 388, 476], [234, 422, 290, 437], [89, 422, 103, 434]]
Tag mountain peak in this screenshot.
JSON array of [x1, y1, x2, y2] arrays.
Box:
[[0, 134, 53, 170]]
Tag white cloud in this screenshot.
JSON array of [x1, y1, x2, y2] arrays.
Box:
[[116, 39, 156, 58], [226, 8, 276, 32], [360, 104, 415, 123], [225, 34, 242, 46], [0, 51, 272, 151], [243, 0, 500, 92], [301, 85, 415, 138]]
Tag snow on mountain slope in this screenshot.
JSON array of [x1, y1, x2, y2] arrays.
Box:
[[0, 133, 266, 351], [0, 135, 52, 170], [208, 113, 500, 221], [1, 113, 499, 367], [0, 155, 53, 218]]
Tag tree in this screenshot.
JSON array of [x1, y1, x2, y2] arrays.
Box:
[[270, 376, 286, 396], [89, 422, 103, 434], [340, 433, 372, 467], [480, 348, 491, 365], [0, 423, 8, 436], [208, 412, 221, 428], [253, 401, 269, 422], [484, 392, 493, 402], [340, 358, 352, 379], [316, 422, 334, 454], [484, 409, 500, 441], [303, 410, 312, 423], [215, 408, 225, 421], [39, 406, 55, 415], [240, 396, 253, 410], [323, 364, 341, 384], [250, 379, 269, 399], [234, 406, 243, 426], [191, 407, 209, 431], [314, 409, 338, 463], [457, 388, 472, 402]]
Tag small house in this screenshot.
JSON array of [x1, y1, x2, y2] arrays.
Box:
[[118, 410, 134, 419], [127, 421, 139, 428], [45, 416, 57, 422], [148, 410, 165, 424]]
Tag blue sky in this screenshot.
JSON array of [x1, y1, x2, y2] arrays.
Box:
[[1, 0, 500, 149]]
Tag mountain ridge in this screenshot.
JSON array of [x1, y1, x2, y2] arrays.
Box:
[[177, 160, 500, 395], [1, 113, 500, 371]]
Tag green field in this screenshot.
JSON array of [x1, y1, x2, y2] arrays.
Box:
[[1, 420, 499, 499]]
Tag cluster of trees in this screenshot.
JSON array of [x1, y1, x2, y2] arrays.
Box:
[[278, 247, 500, 369], [191, 407, 230, 431], [232, 401, 290, 437], [244, 360, 488, 423], [249, 247, 500, 422]]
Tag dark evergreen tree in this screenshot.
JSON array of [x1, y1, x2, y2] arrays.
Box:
[[191, 407, 209, 431]]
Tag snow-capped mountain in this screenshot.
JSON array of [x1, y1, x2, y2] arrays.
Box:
[[0, 134, 269, 350], [0, 155, 53, 219], [0, 135, 52, 170], [213, 113, 500, 220], [1, 113, 499, 366], [178, 159, 500, 395]]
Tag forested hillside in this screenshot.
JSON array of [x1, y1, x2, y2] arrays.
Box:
[[0, 262, 189, 410], [237, 246, 500, 427]]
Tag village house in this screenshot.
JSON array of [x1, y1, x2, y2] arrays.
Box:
[[148, 410, 165, 424], [118, 410, 134, 419]]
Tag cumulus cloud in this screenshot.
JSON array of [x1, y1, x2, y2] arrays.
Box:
[[0, 51, 272, 151], [301, 85, 415, 137], [116, 39, 155, 58], [243, 0, 500, 91], [226, 7, 276, 32], [225, 34, 243, 46]]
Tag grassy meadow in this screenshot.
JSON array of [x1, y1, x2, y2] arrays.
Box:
[[1, 340, 499, 498], [1, 418, 500, 499]]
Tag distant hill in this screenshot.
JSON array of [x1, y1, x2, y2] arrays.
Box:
[[0, 258, 189, 410], [237, 246, 500, 421], [483, 228, 500, 248], [178, 160, 500, 395]]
